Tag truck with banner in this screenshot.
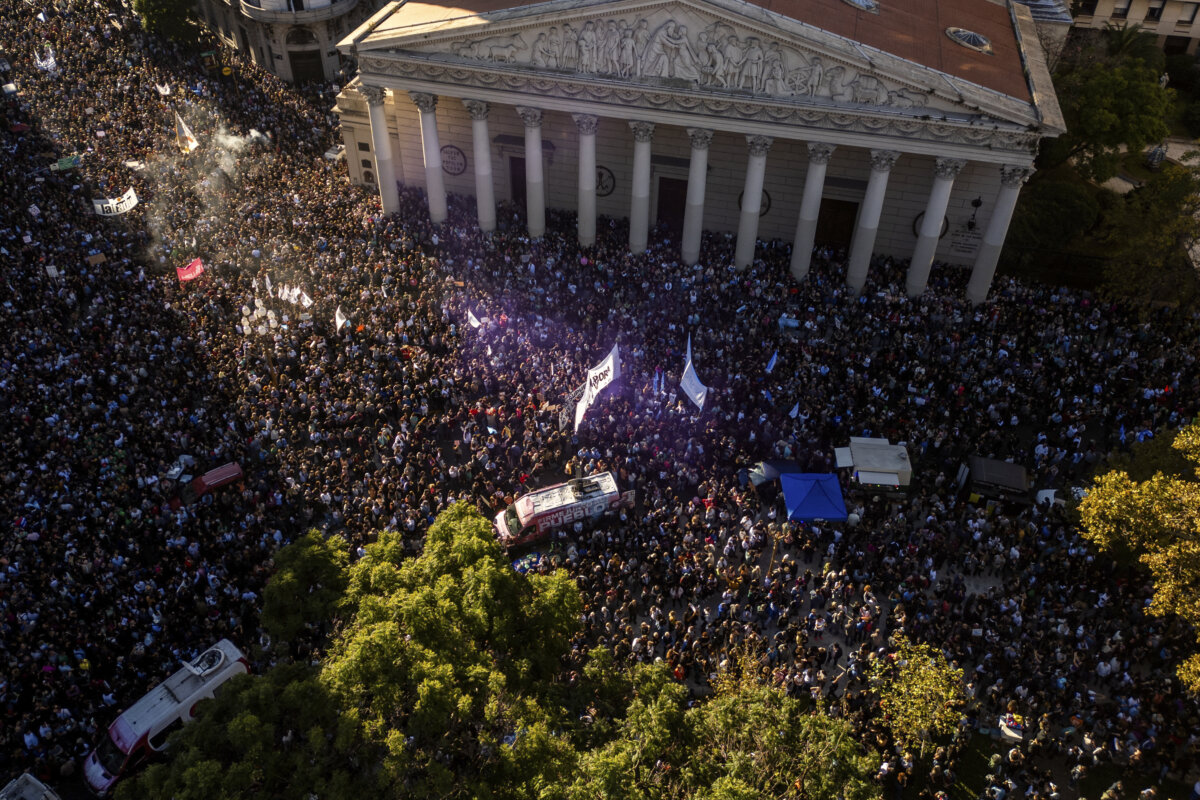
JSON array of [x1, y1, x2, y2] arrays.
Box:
[[493, 472, 632, 548]]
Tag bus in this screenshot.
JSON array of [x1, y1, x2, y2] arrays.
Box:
[[493, 472, 628, 548]]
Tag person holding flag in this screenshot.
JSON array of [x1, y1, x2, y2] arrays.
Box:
[[175, 111, 199, 153]]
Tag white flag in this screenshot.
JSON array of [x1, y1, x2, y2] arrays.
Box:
[[686, 333, 692, 364], [264, 274, 273, 296], [335, 306, 348, 330], [300, 292, 313, 308], [175, 112, 199, 153], [156, 83, 171, 96], [789, 401, 800, 419], [574, 344, 621, 432], [680, 358, 708, 411], [468, 310, 482, 329], [287, 286, 301, 305], [36, 11, 46, 21], [766, 350, 778, 374]]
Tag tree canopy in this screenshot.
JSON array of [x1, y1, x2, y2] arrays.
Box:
[[1080, 421, 1200, 692], [260, 530, 349, 646], [868, 637, 966, 760], [132, 0, 200, 43]]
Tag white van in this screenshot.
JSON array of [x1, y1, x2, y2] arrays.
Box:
[[493, 472, 629, 548], [82, 640, 249, 796]]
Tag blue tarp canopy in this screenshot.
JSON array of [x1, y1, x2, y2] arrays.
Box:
[[781, 473, 848, 522]]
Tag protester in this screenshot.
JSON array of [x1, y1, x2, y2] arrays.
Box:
[[1, 1, 1198, 796]]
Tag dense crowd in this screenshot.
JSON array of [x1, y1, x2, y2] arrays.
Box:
[[1, 1, 1199, 798]]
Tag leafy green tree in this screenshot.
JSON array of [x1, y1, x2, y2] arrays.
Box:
[[1102, 22, 1166, 72], [868, 637, 966, 760], [567, 660, 881, 800], [117, 663, 378, 800], [260, 530, 349, 646], [1080, 422, 1200, 692], [132, 0, 199, 43], [1039, 40, 1172, 181], [320, 501, 582, 799], [1096, 161, 1200, 304]]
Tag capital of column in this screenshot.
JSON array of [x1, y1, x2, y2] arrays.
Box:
[[807, 142, 835, 164], [687, 127, 713, 151], [869, 149, 900, 173], [572, 113, 599, 136], [934, 157, 967, 181], [359, 85, 386, 107], [746, 134, 773, 157], [462, 99, 490, 121], [516, 106, 543, 129], [999, 164, 1034, 188], [409, 92, 438, 114], [629, 120, 655, 142]]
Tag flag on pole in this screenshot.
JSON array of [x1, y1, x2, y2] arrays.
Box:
[[300, 292, 313, 308], [789, 401, 800, 419], [176, 258, 205, 282], [468, 309, 482, 329], [264, 274, 273, 296], [175, 112, 198, 153], [574, 344, 621, 432], [680, 359, 708, 411], [766, 350, 778, 374], [685, 333, 693, 364], [335, 306, 348, 330]]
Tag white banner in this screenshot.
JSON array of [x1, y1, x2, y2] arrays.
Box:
[[680, 359, 709, 411], [335, 306, 348, 330], [92, 188, 138, 216], [156, 83, 171, 96], [468, 309, 482, 329], [574, 344, 621, 432]]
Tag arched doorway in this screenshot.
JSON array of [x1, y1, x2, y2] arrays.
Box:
[[286, 27, 325, 85]]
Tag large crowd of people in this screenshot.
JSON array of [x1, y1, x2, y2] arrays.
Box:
[[1, 1, 1199, 798]]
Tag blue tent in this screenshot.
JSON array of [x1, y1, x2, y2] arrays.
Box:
[[781, 473, 848, 522]]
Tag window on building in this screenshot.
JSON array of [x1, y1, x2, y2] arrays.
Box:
[[1165, 34, 1192, 52], [1146, 0, 1164, 20], [1180, 2, 1199, 23], [357, 141, 370, 152], [1076, 0, 1098, 13], [1112, 1, 1130, 17], [360, 159, 371, 169]]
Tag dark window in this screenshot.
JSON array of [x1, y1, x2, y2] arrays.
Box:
[[357, 141, 370, 152], [1076, 0, 1098, 13], [1180, 3, 1199, 23], [148, 717, 185, 752], [1165, 34, 1192, 52], [360, 159, 371, 169], [1113, 2, 1131, 17], [1147, 1, 1164, 20]]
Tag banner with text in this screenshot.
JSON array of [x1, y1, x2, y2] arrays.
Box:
[[176, 258, 205, 282], [574, 343, 621, 432], [92, 188, 138, 216]]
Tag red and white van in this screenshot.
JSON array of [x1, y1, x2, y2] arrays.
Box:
[[494, 472, 629, 548], [82, 640, 249, 796]]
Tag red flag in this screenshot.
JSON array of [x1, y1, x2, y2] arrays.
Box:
[[176, 258, 205, 282]]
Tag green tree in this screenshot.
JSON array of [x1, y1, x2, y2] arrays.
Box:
[[117, 663, 378, 800], [1102, 22, 1166, 72], [1096, 160, 1200, 304], [132, 0, 199, 43], [868, 637, 966, 760], [1039, 41, 1172, 181], [1080, 421, 1200, 692], [320, 501, 582, 799], [260, 530, 349, 646], [567, 660, 881, 800]]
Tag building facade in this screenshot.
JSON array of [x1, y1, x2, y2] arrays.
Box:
[[1073, 0, 1200, 54], [335, 0, 1063, 303], [198, 0, 376, 83]]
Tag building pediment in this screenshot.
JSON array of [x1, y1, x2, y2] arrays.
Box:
[[345, 0, 1056, 131]]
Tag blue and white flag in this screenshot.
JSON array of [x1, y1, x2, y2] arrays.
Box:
[[789, 401, 800, 419], [766, 350, 778, 374]]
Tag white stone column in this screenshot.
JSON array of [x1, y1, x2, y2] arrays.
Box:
[[789, 142, 835, 282], [409, 92, 447, 225], [906, 157, 966, 298], [734, 134, 773, 269], [573, 113, 598, 247], [967, 164, 1032, 305], [628, 120, 655, 253], [361, 85, 399, 215], [462, 99, 495, 233], [516, 106, 546, 238], [681, 127, 712, 266], [846, 149, 900, 295]]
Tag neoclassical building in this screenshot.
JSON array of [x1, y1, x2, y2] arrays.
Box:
[[334, 0, 1063, 302]]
